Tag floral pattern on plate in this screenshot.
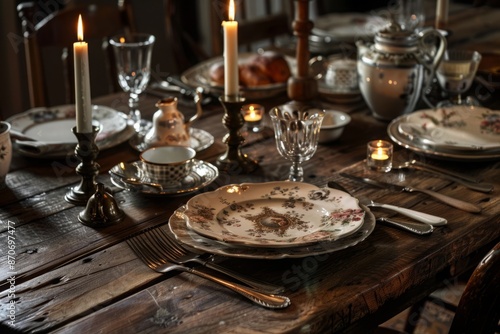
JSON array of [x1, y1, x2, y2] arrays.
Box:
[[398, 106, 500, 150], [184, 182, 365, 247], [168, 204, 375, 259]]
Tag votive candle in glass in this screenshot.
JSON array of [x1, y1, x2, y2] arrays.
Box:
[[367, 140, 393, 172], [242, 104, 264, 132]]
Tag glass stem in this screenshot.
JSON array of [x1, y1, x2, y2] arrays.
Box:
[[289, 162, 304, 182], [128, 93, 141, 130]]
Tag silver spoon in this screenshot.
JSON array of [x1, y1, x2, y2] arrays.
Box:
[[392, 160, 494, 193], [110, 162, 164, 191]]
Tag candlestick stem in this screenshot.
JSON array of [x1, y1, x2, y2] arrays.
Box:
[[287, 0, 317, 102], [216, 96, 258, 173], [65, 126, 100, 205]]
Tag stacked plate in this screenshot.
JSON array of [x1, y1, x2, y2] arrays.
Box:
[[168, 181, 375, 259], [7, 105, 135, 159], [388, 106, 500, 161]]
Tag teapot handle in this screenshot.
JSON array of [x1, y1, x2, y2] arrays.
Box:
[[417, 28, 447, 108], [187, 87, 204, 126]]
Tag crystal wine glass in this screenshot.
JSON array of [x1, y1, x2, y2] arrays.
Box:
[[110, 33, 155, 130], [436, 49, 482, 107], [269, 104, 324, 182]]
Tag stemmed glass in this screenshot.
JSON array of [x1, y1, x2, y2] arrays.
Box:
[[269, 104, 324, 182], [436, 49, 482, 107], [110, 33, 155, 130]]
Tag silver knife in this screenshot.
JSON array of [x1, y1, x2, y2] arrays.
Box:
[[339, 173, 482, 213]]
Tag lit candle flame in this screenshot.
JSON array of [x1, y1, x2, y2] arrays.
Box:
[[77, 14, 84, 41], [229, 0, 235, 21]]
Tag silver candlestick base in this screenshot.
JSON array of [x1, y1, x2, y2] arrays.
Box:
[[65, 126, 100, 205]]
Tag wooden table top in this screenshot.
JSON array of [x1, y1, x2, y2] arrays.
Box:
[[2, 5, 500, 333]]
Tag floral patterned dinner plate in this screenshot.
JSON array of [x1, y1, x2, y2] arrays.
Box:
[[398, 106, 500, 151], [184, 181, 365, 248], [168, 204, 375, 259]]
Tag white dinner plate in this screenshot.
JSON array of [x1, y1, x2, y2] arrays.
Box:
[[168, 204, 375, 259], [8, 105, 133, 158], [388, 117, 500, 161], [397, 106, 500, 151], [183, 181, 365, 247]]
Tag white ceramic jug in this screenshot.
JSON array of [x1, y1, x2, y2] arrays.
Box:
[[144, 90, 203, 147]]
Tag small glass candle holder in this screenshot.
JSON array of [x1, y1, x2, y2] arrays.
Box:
[[367, 140, 393, 172], [242, 104, 264, 132]]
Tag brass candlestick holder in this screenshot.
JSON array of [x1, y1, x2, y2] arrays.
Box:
[[65, 126, 100, 205], [216, 95, 258, 173]]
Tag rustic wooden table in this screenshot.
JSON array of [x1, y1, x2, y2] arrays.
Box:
[[2, 4, 500, 333], [1, 85, 498, 333]]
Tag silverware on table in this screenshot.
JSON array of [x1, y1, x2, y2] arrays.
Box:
[[127, 233, 291, 309], [339, 173, 482, 213], [392, 159, 494, 193], [328, 180, 445, 226], [399, 159, 483, 184], [327, 181, 435, 235], [140, 226, 285, 294]]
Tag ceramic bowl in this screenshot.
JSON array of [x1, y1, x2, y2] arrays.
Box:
[[318, 110, 351, 143], [140, 146, 196, 184]]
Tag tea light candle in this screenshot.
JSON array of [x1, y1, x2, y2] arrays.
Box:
[[222, 0, 239, 98], [367, 140, 393, 172], [74, 14, 92, 133], [242, 104, 264, 132]]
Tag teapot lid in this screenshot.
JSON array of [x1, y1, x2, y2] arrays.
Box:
[[374, 19, 419, 48]]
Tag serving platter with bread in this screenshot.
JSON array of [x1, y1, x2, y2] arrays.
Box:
[[181, 51, 295, 99]]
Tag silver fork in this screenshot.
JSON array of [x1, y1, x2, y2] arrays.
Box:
[[146, 227, 285, 294], [127, 235, 291, 309]]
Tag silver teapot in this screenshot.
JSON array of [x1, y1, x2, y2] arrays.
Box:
[[357, 21, 446, 120]]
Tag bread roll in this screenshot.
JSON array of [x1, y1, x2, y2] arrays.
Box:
[[254, 51, 291, 83], [207, 52, 291, 87], [209, 61, 225, 86], [239, 63, 272, 87]]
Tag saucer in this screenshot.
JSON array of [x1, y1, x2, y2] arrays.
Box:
[[129, 120, 214, 152], [109, 159, 218, 196]]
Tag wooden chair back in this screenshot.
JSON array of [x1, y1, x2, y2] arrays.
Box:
[[18, 1, 135, 108], [448, 241, 500, 334]]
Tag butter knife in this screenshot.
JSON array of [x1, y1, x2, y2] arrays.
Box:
[[339, 173, 482, 213]]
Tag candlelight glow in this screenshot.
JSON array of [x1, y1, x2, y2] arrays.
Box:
[[229, 0, 235, 21], [77, 14, 84, 41]]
